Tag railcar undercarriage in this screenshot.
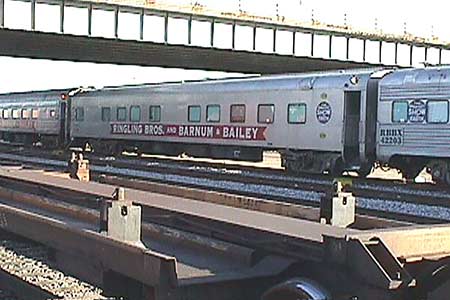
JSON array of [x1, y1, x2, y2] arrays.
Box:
[[426, 159, 450, 185], [282, 149, 361, 176], [382, 155, 450, 185], [0, 131, 59, 148], [73, 138, 264, 162]]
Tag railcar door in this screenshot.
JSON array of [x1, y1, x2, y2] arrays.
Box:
[[59, 96, 72, 148], [343, 91, 361, 164], [59, 101, 66, 147]]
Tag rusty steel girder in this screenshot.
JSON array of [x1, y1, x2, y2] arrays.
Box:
[[1, 167, 450, 299], [0, 202, 178, 288]]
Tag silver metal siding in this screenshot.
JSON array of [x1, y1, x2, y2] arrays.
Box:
[[377, 67, 450, 161], [71, 71, 374, 153]]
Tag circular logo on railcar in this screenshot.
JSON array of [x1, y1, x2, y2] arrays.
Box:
[[408, 100, 426, 123], [316, 101, 332, 124]]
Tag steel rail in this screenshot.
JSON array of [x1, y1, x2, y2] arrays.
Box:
[[0, 150, 448, 223], [3, 163, 450, 298]]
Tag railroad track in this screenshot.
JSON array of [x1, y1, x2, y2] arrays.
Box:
[[0, 231, 104, 300], [0, 146, 449, 224], [2, 146, 450, 300]]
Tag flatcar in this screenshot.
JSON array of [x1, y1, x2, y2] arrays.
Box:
[[2, 67, 450, 184]]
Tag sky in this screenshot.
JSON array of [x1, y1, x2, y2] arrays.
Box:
[[0, 0, 448, 93]]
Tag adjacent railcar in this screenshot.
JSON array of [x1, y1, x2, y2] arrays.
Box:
[[70, 70, 380, 175], [376, 67, 450, 184], [0, 89, 70, 146]]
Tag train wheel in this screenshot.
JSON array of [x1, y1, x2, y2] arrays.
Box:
[[444, 169, 450, 186], [402, 166, 423, 181], [397, 158, 426, 182], [285, 160, 300, 174], [357, 163, 373, 177], [261, 278, 331, 300], [429, 161, 450, 185], [329, 158, 344, 177]]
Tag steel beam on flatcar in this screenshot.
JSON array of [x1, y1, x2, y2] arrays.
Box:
[[3, 166, 450, 297], [0, 172, 298, 299], [0, 167, 354, 245], [349, 225, 450, 262], [4, 166, 450, 263], [97, 174, 412, 230], [0, 202, 178, 288]]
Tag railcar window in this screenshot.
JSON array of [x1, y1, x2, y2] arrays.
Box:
[[101, 107, 111, 122], [149, 106, 161, 122], [12, 109, 20, 119], [288, 103, 307, 124], [41, 108, 48, 119], [75, 107, 84, 121], [3, 109, 9, 119], [31, 108, 39, 119], [49, 109, 56, 118], [230, 104, 246, 123], [258, 104, 275, 124], [130, 106, 141, 122], [188, 105, 201, 122], [0, 109, 3, 119], [21, 109, 30, 119], [117, 107, 127, 121], [427, 101, 449, 123], [206, 105, 220, 123], [392, 101, 408, 123]]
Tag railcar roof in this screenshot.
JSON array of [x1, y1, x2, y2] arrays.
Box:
[[0, 88, 75, 98], [0, 67, 400, 98], [76, 68, 382, 98], [380, 66, 450, 86]]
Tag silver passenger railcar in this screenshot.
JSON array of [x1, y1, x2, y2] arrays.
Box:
[[70, 70, 381, 175], [376, 67, 450, 184], [0, 89, 70, 146]]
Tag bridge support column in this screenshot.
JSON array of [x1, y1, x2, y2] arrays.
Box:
[[272, 28, 277, 53], [394, 43, 398, 65], [252, 25, 256, 51], [139, 9, 144, 40], [59, 0, 65, 33], [346, 37, 350, 60], [362, 39, 366, 61], [88, 4, 92, 36], [379, 40, 382, 63], [210, 19, 215, 47], [409, 44, 414, 66], [164, 12, 168, 44], [292, 31, 296, 55], [31, 0, 36, 30], [0, 0, 4, 28], [114, 5, 119, 38], [231, 21, 236, 50], [187, 15, 192, 45], [328, 35, 332, 58]]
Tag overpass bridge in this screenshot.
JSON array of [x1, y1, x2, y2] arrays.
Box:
[[0, 0, 449, 73]]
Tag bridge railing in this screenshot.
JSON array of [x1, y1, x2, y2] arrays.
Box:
[[1, 0, 450, 67]]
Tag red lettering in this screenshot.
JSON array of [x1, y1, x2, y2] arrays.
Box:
[[111, 123, 267, 141]]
